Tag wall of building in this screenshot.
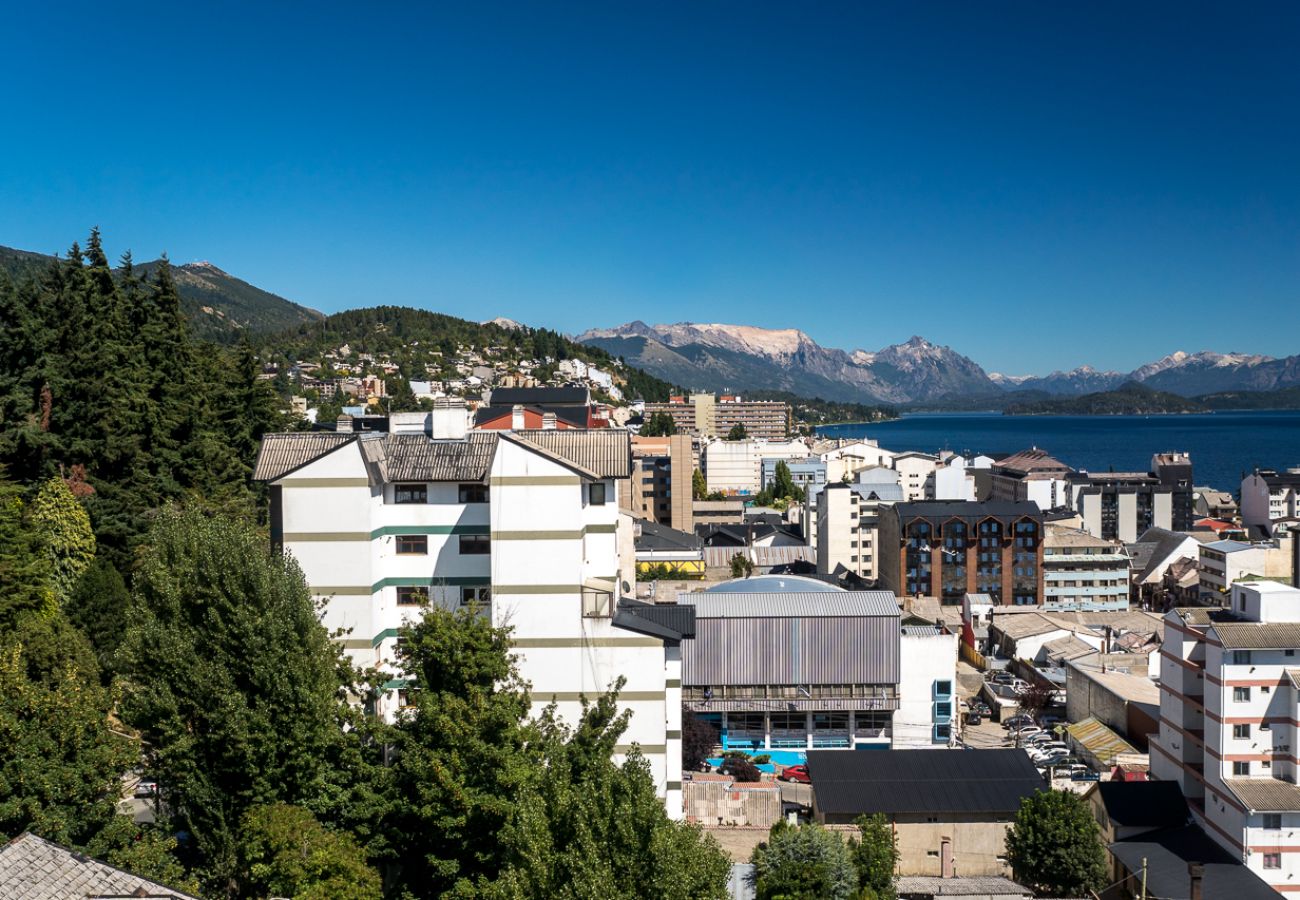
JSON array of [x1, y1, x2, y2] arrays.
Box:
[[896, 631, 958, 748]]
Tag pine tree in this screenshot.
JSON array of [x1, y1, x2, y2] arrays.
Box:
[[0, 472, 55, 631]]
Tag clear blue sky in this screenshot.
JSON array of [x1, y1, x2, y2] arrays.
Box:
[[1, 2, 1297, 375]]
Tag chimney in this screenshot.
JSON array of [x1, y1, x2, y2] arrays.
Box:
[[542, 411, 557, 430], [336, 414, 353, 433], [511, 404, 525, 431], [1189, 863, 1203, 900]]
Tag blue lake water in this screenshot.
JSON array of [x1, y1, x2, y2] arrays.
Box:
[[817, 411, 1300, 495]]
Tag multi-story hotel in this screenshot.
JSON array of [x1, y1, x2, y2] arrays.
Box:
[[254, 409, 690, 814], [642, 393, 792, 440], [1040, 524, 1131, 611], [1153, 582, 1300, 892], [877, 501, 1045, 606]]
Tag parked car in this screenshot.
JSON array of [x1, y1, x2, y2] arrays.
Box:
[[133, 779, 159, 799], [965, 710, 983, 726], [988, 671, 1016, 686], [1022, 733, 1059, 747], [778, 764, 811, 784], [1002, 714, 1034, 731], [1009, 725, 1044, 740], [1070, 767, 1101, 782]]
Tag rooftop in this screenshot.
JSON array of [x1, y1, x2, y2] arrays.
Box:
[[895, 875, 1031, 898], [1212, 622, 1300, 649], [1202, 539, 1256, 553], [1225, 777, 1300, 811], [1066, 716, 1138, 762], [806, 749, 1043, 817], [1109, 824, 1278, 900], [683, 589, 900, 619], [892, 500, 1044, 521], [0, 832, 201, 900], [1093, 780, 1190, 828], [994, 447, 1073, 475], [702, 574, 842, 593]]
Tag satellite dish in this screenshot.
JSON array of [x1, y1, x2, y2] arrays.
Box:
[[621, 580, 632, 595]]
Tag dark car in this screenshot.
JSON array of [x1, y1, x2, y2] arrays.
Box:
[[965, 710, 983, 726], [778, 764, 811, 783]]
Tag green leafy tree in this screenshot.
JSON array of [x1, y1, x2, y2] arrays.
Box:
[[0, 642, 134, 846], [0, 473, 56, 630], [682, 713, 718, 772], [66, 558, 132, 684], [730, 554, 753, 579], [238, 803, 381, 900], [751, 821, 858, 900], [850, 814, 899, 900], [692, 468, 707, 501], [725, 422, 747, 441], [1005, 789, 1106, 897], [29, 475, 95, 601], [640, 411, 678, 437], [117, 508, 356, 894], [86, 818, 200, 896]]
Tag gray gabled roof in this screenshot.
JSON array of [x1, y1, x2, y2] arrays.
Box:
[[683, 590, 899, 618], [506, 429, 631, 479], [0, 832, 201, 900], [359, 432, 497, 482], [252, 432, 356, 481]]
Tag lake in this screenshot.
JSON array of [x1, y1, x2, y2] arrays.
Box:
[[817, 411, 1300, 495]]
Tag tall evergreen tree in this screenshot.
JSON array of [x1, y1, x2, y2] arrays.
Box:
[[29, 475, 96, 601]]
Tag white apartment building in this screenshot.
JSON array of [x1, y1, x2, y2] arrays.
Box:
[[816, 483, 877, 580], [818, 439, 898, 483], [1153, 582, 1300, 891], [1041, 524, 1130, 611], [892, 451, 939, 502], [931, 455, 980, 502], [701, 437, 810, 496], [1198, 540, 1293, 604], [896, 625, 959, 748], [254, 416, 688, 814], [1242, 468, 1300, 532]]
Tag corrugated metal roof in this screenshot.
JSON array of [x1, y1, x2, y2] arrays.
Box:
[[1223, 777, 1300, 812], [1066, 716, 1137, 762], [807, 749, 1043, 817], [252, 432, 356, 481], [683, 590, 899, 618], [360, 432, 497, 482], [1212, 622, 1300, 649], [506, 428, 631, 478], [895, 875, 1031, 897]]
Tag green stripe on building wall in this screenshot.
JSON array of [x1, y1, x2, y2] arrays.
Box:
[[665, 730, 682, 739], [284, 532, 370, 542], [371, 628, 400, 647], [666, 679, 681, 688], [309, 586, 373, 596], [536, 691, 666, 702], [666, 781, 682, 791], [488, 475, 581, 486], [614, 744, 667, 755], [491, 530, 584, 541]]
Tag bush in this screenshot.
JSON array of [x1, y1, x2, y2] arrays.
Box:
[[751, 822, 857, 900]]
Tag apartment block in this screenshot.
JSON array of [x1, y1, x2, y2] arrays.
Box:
[[1152, 582, 1300, 892], [1041, 524, 1131, 611], [1242, 468, 1300, 533], [642, 393, 791, 440], [254, 418, 690, 814]]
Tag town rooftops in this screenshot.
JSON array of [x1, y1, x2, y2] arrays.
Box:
[[1202, 539, 1255, 553], [891, 500, 1043, 521], [1211, 621, 1300, 650], [1224, 777, 1300, 812], [634, 520, 704, 553], [806, 749, 1043, 817], [895, 875, 1031, 898], [1109, 824, 1278, 900], [0, 832, 201, 900], [1254, 468, 1300, 488], [683, 589, 900, 619], [612, 600, 695, 643], [251, 431, 358, 481], [994, 447, 1072, 475], [1093, 780, 1190, 828]]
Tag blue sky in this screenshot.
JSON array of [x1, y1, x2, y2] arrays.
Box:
[[1, 2, 1297, 375]]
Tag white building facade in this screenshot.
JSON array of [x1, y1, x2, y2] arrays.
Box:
[[255, 423, 687, 814]]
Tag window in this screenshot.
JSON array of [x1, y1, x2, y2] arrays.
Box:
[[396, 688, 417, 709], [1287, 649, 1296, 658], [458, 483, 489, 504], [1262, 685, 1272, 694], [1235, 687, 1251, 702], [459, 534, 490, 555], [1264, 853, 1282, 870], [934, 680, 953, 698], [396, 587, 429, 606], [1234, 761, 1251, 776], [461, 586, 491, 606], [1234, 724, 1251, 739], [582, 587, 613, 618], [589, 482, 607, 506], [1232, 650, 1251, 665], [396, 535, 428, 555], [934, 701, 953, 719], [933, 723, 952, 743], [1264, 814, 1283, 830], [394, 483, 427, 504]]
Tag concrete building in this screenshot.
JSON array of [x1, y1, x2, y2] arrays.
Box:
[[627, 433, 695, 531], [896, 624, 960, 748], [1041, 524, 1131, 611], [760, 457, 826, 495], [701, 437, 810, 496], [893, 451, 940, 502], [816, 438, 899, 483], [1152, 582, 1300, 892], [878, 501, 1045, 606], [642, 393, 791, 440], [990, 448, 1073, 510], [1197, 539, 1293, 603], [1241, 467, 1300, 532], [1070, 453, 1194, 543], [254, 420, 690, 813], [931, 454, 983, 502], [816, 482, 877, 581], [680, 577, 903, 752], [807, 749, 1045, 877]]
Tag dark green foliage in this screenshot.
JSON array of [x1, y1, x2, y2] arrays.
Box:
[[730, 554, 754, 578], [746, 390, 898, 429], [1003, 381, 1206, 416], [0, 474, 55, 630], [726, 422, 748, 441], [238, 804, 382, 900], [86, 818, 200, 896], [1005, 789, 1107, 896], [850, 814, 899, 900], [751, 821, 858, 900], [639, 411, 678, 436], [386, 605, 730, 899], [692, 468, 707, 501], [0, 233, 281, 565], [117, 509, 357, 893], [66, 559, 132, 684]]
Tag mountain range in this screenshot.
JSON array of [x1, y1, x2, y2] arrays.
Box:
[[1, 244, 321, 340], [578, 321, 1300, 405]]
